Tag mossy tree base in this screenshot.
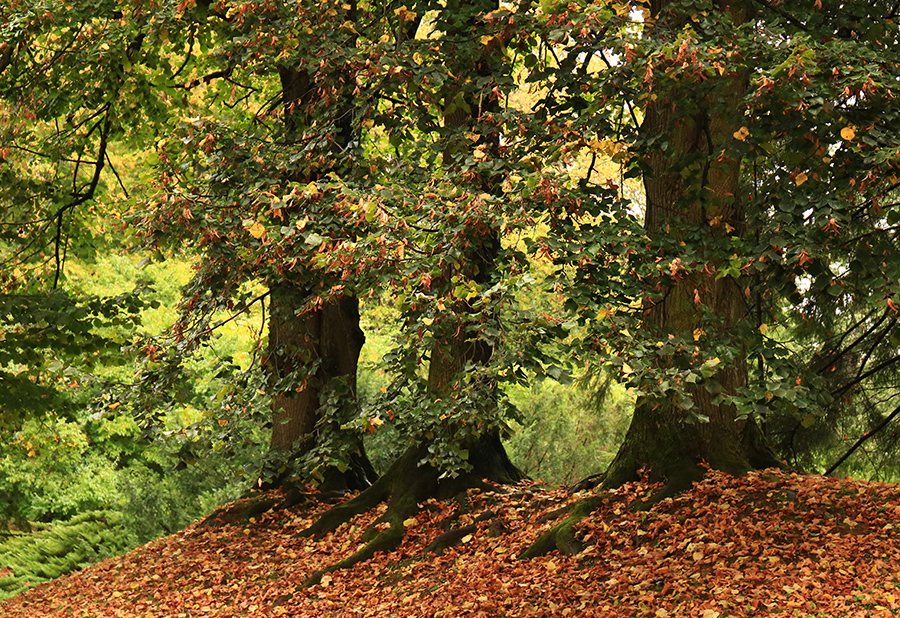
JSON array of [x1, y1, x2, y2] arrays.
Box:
[[299, 432, 522, 586], [520, 402, 785, 558]]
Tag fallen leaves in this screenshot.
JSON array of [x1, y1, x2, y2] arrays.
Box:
[[2, 470, 900, 617]]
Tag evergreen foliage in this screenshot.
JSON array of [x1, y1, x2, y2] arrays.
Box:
[[0, 510, 134, 601]]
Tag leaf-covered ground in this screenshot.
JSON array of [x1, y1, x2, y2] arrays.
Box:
[[2, 469, 900, 617]]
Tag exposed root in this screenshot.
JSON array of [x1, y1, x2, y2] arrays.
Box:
[[298, 434, 523, 587], [303, 491, 418, 587], [199, 485, 320, 528], [425, 509, 497, 554], [519, 494, 607, 559]]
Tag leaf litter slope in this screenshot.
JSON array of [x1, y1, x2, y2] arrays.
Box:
[[2, 469, 900, 617]]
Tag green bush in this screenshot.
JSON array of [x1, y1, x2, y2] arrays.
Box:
[[504, 378, 632, 486]]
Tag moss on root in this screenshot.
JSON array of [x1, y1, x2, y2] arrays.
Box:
[[519, 495, 606, 559], [299, 433, 522, 586]]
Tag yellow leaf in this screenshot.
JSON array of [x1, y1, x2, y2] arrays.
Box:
[[759, 323, 769, 335], [693, 328, 705, 341], [306, 181, 320, 196], [795, 172, 808, 186], [544, 559, 558, 570], [403, 517, 417, 527], [362, 118, 375, 129], [840, 125, 856, 141], [480, 35, 495, 46], [733, 126, 750, 141], [247, 221, 266, 238], [461, 534, 473, 543], [394, 5, 415, 20]]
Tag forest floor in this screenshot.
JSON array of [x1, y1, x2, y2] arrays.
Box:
[[1, 468, 899, 617]]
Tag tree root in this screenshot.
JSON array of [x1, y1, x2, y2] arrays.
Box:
[[425, 509, 497, 554], [519, 494, 607, 559], [303, 491, 418, 586], [298, 434, 523, 587], [199, 484, 321, 528]]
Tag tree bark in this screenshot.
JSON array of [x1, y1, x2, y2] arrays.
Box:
[[604, 0, 781, 495]]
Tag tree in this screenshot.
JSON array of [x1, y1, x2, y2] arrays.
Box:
[[291, 0, 547, 580], [124, 0, 385, 489], [522, 0, 900, 553], [600, 0, 783, 494], [0, 4, 164, 424]]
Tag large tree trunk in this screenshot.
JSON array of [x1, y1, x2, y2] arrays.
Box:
[[425, 235, 523, 485], [604, 0, 780, 495], [262, 63, 375, 490], [266, 284, 375, 490]]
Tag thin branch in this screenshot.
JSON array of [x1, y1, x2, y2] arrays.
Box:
[[53, 114, 113, 288], [831, 353, 900, 399], [854, 321, 895, 380], [198, 292, 271, 339], [815, 309, 885, 374], [105, 150, 130, 199], [824, 402, 900, 476]]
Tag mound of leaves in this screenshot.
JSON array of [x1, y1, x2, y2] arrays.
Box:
[[0, 510, 135, 601], [2, 470, 900, 617]]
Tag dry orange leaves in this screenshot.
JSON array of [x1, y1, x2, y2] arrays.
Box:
[[3, 469, 900, 617]]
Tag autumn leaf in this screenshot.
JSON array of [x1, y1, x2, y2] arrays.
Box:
[[245, 221, 266, 238], [733, 126, 750, 141], [840, 125, 856, 141], [3, 470, 900, 618]]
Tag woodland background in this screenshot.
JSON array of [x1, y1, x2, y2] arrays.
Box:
[[3, 0, 900, 604]]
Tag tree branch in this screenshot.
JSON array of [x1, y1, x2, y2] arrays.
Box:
[[824, 402, 900, 476], [53, 114, 113, 288]]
